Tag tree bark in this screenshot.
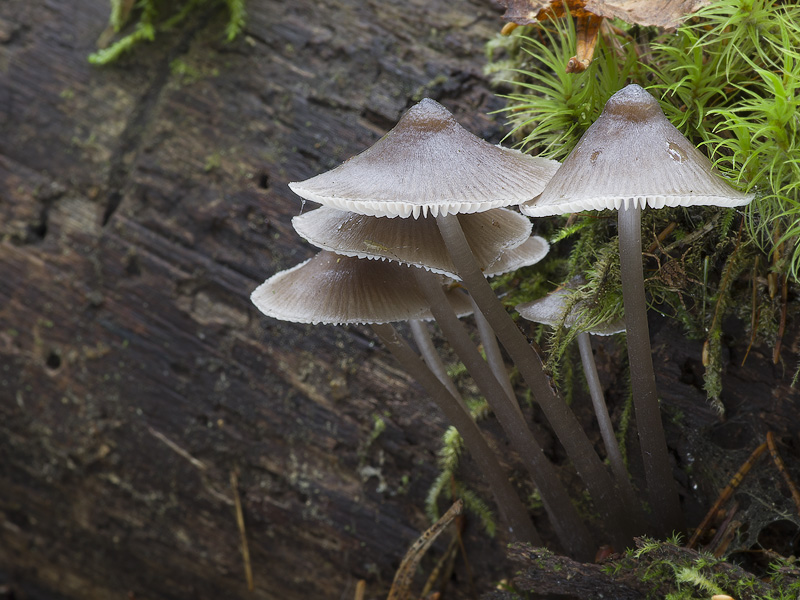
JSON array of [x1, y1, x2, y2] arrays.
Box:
[[0, 1, 512, 599]]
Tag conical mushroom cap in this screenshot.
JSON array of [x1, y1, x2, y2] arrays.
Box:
[[516, 285, 625, 336], [251, 252, 470, 325], [289, 98, 560, 219], [292, 207, 532, 279], [484, 235, 549, 277], [520, 84, 754, 217]]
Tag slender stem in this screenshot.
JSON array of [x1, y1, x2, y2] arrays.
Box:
[[370, 323, 541, 545], [409, 319, 461, 400], [470, 295, 519, 408], [576, 332, 645, 531], [617, 205, 684, 536], [413, 269, 594, 559], [436, 213, 633, 548]]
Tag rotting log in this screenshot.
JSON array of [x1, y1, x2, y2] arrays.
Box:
[[1, 1, 800, 599], [0, 1, 514, 598], [483, 540, 782, 600]]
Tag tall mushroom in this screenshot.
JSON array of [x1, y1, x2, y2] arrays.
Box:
[[288, 98, 633, 551], [516, 281, 645, 532], [251, 251, 540, 544], [520, 84, 755, 535]]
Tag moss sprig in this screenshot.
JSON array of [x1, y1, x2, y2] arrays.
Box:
[[425, 398, 498, 537], [89, 0, 247, 65], [488, 14, 640, 159]]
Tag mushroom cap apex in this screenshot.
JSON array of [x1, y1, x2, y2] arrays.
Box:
[[398, 97, 457, 132], [604, 84, 663, 122]]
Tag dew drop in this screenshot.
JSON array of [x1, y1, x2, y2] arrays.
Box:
[[590, 150, 601, 163], [667, 142, 687, 163]]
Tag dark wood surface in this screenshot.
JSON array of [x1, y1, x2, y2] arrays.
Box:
[[1, 1, 799, 599], [0, 1, 518, 599]]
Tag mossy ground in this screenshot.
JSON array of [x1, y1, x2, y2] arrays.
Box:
[[485, 0, 800, 403]]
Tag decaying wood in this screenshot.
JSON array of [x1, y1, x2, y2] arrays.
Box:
[[0, 1, 510, 599], [485, 540, 778, 600]]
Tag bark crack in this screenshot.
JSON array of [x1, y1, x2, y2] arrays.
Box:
[[101, 8, 219, 226]]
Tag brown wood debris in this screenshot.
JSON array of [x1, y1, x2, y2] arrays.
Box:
[[497, 0, 710, 30], [498, 0, 710, 71]]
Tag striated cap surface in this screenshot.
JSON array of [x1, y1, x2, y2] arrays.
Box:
[[292, 206, 532, 279], [290, 98, 559, 218], [251, 252, 469, 325], [521, 84, 754, 217]]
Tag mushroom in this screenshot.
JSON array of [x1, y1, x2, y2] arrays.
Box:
[[251, 251, 540, 543], [288, 98, 632, 551], [288, 99, 558, 219], [520, 84, 754, 535], [482, 235, 550, 278], [292, 206, 533, 280], [293, 205, 545, 401], [251, 251, 438, 325], [516, 281, 645, 531]]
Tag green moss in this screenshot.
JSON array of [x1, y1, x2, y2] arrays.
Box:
[[486, 0, 800, 402], [600, 536, 800, 599], [89, 0, 247, 65], [203, 151, 222, 172], [171, 58, 219, 84], [425, 398, 498, 538]]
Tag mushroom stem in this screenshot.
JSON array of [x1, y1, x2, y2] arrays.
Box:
[[436, 212, 634, 547], [412, 269, 594, 559], [370, 322, 542, 545], [470, 295, 518, 407], [617, 204, 684, 535], [409, 319, 461, 400], [576, 331, 645, 529]]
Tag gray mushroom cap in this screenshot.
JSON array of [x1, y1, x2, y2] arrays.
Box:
[[251, 251, 471, 325], [484, 235, 550, 278], [516, 285, 625, 336], [289, 98, 560, 219], [292, 206, 532, 279], [520, 84, 754, 217]]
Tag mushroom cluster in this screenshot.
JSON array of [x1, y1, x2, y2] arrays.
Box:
[[252, 98, 562, 548], [251, 89, 754, 557]]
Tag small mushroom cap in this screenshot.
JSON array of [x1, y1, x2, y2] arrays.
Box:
[[484, 235, 550, 278], [520, 84, 754, 217], [292, 206, 532, 279], [289, 98, 559, 218], [516, 285, 625, 336], [251, 252, 470, 325]]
